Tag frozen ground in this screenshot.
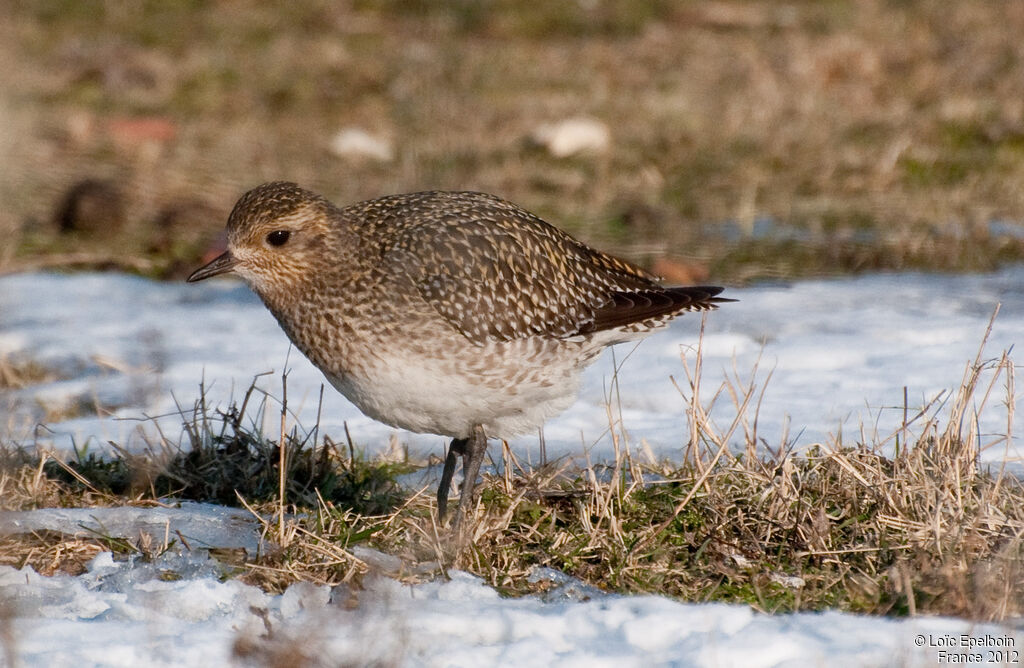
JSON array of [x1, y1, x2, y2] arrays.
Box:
[[2, 268, 1022, 468], [1, 505, 1022, 668], [2, 269, 1024, 666]]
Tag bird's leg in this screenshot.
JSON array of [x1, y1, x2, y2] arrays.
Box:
[[452, 425, 487, 532], [438, 437, 468, 521]]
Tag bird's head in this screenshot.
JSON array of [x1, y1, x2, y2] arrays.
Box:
[[187, 182, 333, 295]]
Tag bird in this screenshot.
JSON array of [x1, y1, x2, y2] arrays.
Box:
[[188, 182, 732, 529]]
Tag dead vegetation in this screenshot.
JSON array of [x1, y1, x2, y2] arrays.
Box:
[[1, 322, 1021, 622], [0, 355, 55, 390], [2, 1, 1024, 281]]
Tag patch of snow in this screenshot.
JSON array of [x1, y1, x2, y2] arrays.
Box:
[[1, 269, 1022, 471], [1, 555, 1019, 667], [0, 502, 265, 555]]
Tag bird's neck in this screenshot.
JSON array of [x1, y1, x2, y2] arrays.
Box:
[[259, 277, 359, 381]]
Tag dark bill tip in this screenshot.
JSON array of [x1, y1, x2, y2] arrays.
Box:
[[187, 250, 239, 283]]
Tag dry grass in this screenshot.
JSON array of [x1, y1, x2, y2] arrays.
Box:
[[2, 1, 1024, 280], [1, 322, 1021, 621], [358, 324, 1024, 620], [0, 532, 107, 577], [0, 354, 56, 390]]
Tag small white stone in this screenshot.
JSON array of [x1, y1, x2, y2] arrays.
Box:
[[328, 127, 394, 162], [730, 552, 753, 569], [531, 117, 610, 158], [769, 571, 807, 589]]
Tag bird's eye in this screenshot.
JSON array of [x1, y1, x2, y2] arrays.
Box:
[[266, 230, 291, 247]]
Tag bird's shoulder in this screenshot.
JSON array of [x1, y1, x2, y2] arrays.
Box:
[[348, 191, 664, 343]]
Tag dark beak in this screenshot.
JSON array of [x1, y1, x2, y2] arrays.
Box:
[[187, 251, 239, 282]]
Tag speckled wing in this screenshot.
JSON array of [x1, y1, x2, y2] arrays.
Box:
[[381, 193, 723, 344]]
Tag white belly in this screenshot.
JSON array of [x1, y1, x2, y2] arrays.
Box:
[[324, 337, 586, 440]]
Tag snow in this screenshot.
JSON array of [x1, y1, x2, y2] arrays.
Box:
[[3, 269, 1022, 469], [4, 268, 1019, 469], [2, 268, 1024, 666], [0, 502, 264, 555], [1, 521, 1019, 667]]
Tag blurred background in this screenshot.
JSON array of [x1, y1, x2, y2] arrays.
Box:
[[2, 0, 1024, 283]]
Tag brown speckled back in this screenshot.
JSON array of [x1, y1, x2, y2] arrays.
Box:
[[339, 189, 727, 344]]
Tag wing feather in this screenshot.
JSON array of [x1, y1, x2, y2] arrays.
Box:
[[373, 192, 728, 344]]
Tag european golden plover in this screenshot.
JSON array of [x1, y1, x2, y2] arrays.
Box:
[[188, 182, 732, 527]]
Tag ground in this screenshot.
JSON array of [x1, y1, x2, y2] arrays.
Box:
[[2, 0, 1024, 280]]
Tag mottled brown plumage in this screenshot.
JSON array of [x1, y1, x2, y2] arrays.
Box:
[[188, 182, 732, 527]]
